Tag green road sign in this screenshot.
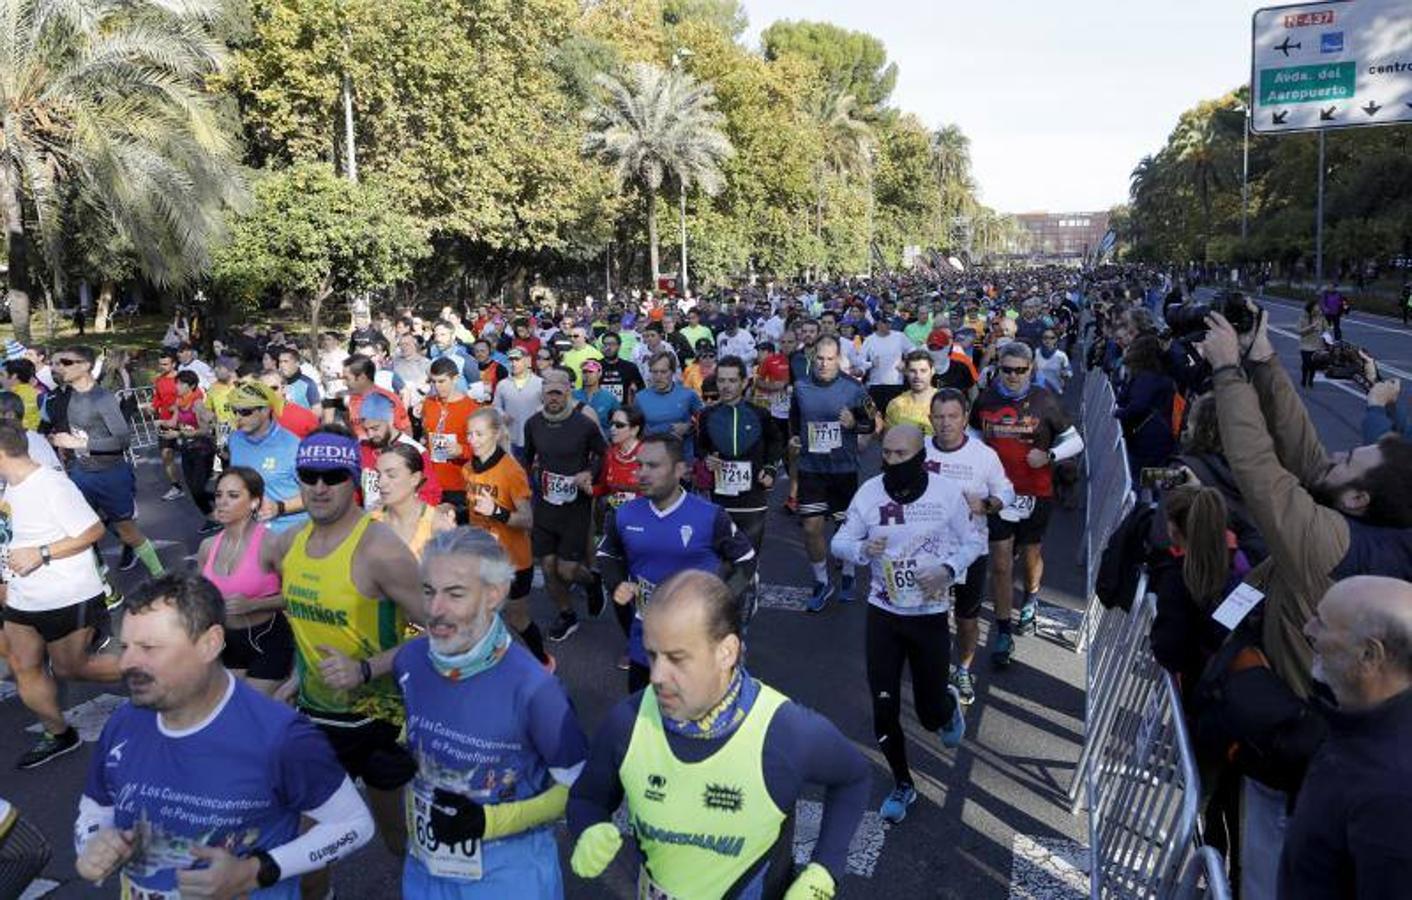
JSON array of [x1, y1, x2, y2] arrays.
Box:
[[1258, 62, 1356, 105]]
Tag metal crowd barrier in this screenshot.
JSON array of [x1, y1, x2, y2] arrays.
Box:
[[1087, 591, 1201, 899], [117, 386, 161, 451], [1175, 847, 1233, 900], [1076, 373, 1134, 653]]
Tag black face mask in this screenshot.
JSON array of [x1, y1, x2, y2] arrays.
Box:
[[882, 450, 929, 505]]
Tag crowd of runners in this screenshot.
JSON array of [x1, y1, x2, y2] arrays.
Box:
[[0, 267, 1116, 898]]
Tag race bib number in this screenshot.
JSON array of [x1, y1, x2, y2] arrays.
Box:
[[605, 382, 625, 402], [716, 460, 752, 496], [543, 471, 579, 506], [430, 432, 459, 464], [807, 421, 842, 453], [882, 557, 925, 608], [998, 494, 1036, 523], [407, 783, 483, 881], [362, 467, 381, 508], [635, 576, 659, 613], [73, 428, 91, 459], [638, 867, 683, 900]]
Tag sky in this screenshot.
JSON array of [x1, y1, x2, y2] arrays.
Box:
[[740, 0, 1270, 215]]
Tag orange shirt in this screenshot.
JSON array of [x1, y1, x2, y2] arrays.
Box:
[[422, 395, 480, 490], [461, 451, 532, 570]]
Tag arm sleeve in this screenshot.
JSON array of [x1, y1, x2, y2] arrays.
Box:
[[566, 697, 637, 839], [268, 778, 374, 880], [87, 393, 131, 452], [1050, 426, 1084, 462], [1362, 406, 1396, 444], [830, 495, 871, 566], [764, 704, 868, 883], [1249, 358, 1330, 485]]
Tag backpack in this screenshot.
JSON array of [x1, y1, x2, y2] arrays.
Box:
[[1096, 501, 1159, 611]]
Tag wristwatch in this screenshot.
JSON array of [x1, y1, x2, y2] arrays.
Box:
[[274, 500, 287, 517], [252, 850, 281, 889], [39, 545, 51, 566]]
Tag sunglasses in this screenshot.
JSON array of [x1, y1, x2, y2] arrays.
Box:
[[231, 406, 263, 416], [1000, 365, 1031, 375], [296, 468, 353, 487], [53, 358, 85, 367], [609, 420, 631, 428]]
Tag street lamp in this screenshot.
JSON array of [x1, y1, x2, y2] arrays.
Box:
[[672, 47, 693, 297]]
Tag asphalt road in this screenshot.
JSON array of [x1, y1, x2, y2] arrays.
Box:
[[5, 295, 1399, 899]]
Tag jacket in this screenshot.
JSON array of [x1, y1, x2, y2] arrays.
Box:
[[1212, 360, 1412, 698], [1278, 690, 1412, 899], [1113, 370, 1177, 471]]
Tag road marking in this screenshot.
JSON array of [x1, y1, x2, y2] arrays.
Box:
[[793, 799, 887, 878], [20, 879, 60, 900], [27, 693, 126, 742], [1258, 294, 1411, 338], [1009, 834, 1087, 899]]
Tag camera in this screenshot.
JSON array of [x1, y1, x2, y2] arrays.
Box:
[[1164, 291, 1257, 340], [1140, 467, 1190, 490], [1311, 341, 1377, 390]]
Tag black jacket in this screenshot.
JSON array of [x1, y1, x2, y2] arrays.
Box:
[[1279, 690, 1412, 899]]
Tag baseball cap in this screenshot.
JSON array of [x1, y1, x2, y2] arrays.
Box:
[[359, 391, 395, 424], [582, 359, 603, 373], [229, 381, 274, 410], [507, 347, 526, 360]]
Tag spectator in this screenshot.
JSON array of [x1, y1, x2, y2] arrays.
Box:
[[1297, 298, 1329, 388], [1175, 393, 1269, 564], [1279, 575, 1412, 898], [1113, 335, 1177, 476], [1319, 283, 1348, 341]]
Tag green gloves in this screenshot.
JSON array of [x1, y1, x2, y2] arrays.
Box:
[[784, 863, 836, 900], [570, 822, 623, 878]]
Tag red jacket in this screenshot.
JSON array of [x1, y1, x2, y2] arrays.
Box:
[[358, 438, 443, 507]]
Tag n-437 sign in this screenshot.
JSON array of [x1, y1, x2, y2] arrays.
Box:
[[1252, 0, 1412, 133]]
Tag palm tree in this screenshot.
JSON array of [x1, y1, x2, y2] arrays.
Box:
[[930, 124, 975, 233], [583, 62, 733, 285], [806, 88, 874, 250], [0, 0, 246, 342], [1171, 110, 1235, 243]]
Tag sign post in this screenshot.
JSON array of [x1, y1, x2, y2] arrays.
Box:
[[1251, 0, 1412, 280]]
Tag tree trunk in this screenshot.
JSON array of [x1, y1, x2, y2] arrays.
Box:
[[646, 189, 659, 287], [1, 168, 33, 345], [96, 281, 115, 333], [310, 275, 333, 342]]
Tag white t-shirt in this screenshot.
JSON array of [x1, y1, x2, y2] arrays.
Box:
[[4, 466, 104, 611], [924, 435, 1015, 545], [26, 431, 62, 471], [860, 331, 913, 386], [1034, 349, 1071, 394]]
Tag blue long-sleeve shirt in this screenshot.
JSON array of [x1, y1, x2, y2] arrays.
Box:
[[1362, 403, 1409, 444], [567, 688, 869, 884]]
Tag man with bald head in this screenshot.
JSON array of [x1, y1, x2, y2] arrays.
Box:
[[566, 570, 868, 900], [831, 424, 986, 824], [1279, 576, 1412, 898]]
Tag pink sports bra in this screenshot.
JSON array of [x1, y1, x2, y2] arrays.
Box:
[[202, 523, 282, 600]]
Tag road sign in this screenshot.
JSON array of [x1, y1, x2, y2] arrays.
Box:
[[1251, 0, 1412, 134]]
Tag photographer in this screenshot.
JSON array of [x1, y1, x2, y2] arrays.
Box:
[[1361, 376, 1407, 443], [1112, 334, 1177, 477], [1201, 307, 1412, 898]]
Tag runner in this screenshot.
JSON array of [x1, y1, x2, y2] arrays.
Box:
[[832, 424, 985, 823], [885, 350, 939, 434], [44, 345, 166, 576], [698, 355, 784, 555], [860, 313, 912, 413], [595, 332, 644, 407], [461, 407, 551, 667], [254, 370, 319, 438], [196, 467, 294, 696], [925, 389, 1014, 704], [424, 357, 480, 520], [597, 434, 756, 692], [151, 349, 185, 501], [158, 370, 218, 531], [226, 381, 308, 532], [567, 570, 868, 900], [259, 426, 428, 868], [74, 573, 374, 898], [396, 528, 589, 897], [523, 369, 607, 643], [971, 341, 1084, 667], [573, 359, 619, 439], [636, 351, 702, 457], [790, 335, 877, 610], [0, 421, 121, 769], [370, 444, 445, 559]]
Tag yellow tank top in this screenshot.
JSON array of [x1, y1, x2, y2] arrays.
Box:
[[282, 516, 406, 721], [371, 504, 437, 559]]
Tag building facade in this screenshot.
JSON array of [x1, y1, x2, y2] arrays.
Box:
[[1012, 211, 1111, 262]]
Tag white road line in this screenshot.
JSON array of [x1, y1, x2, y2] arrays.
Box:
[[1009, 834, 1087, 899], [1258, 294, 1411, 338], [26, 693, 126, 742]]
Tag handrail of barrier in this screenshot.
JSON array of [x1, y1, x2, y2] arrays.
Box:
[[1175, 846, 1232, 900], [117, 387, 160, 451]]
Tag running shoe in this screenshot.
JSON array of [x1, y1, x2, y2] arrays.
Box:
[[806, 580, 835, 613], [586, 572, 607, 619], [950, 666, 976, 705], [546, 610, 579, 643], [878, 784, 918, 824], [839, 571, 855, 602], [990, 631, 1015, 668], [17, 727, 80, 770], [938, 685, 966, 748], [118, 544, 138, 571], [1017, 597, 1040, 635], [161, 485, 185, 502]]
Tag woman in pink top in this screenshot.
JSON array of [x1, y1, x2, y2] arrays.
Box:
[[195, 466, 293, 694]]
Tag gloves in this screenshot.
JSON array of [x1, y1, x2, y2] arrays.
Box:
[[570, 821, 623, 879], [783, 863, 836, 900], [430, 789, 486, 845]]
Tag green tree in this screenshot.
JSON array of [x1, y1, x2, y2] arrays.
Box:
[[761, 21, 897, 116], [0, 0, 246, 343], [583, 62, 734, 283], [930, 124, 976, 239], [212, 163, 428, 337]]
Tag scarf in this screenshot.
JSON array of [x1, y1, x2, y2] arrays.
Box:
[[882, 450, 929, 505], [994, 378, 1031, 401], [428, 613, 511, 681], [662, 667, 759, 740], [469, 447, 506, 474]]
